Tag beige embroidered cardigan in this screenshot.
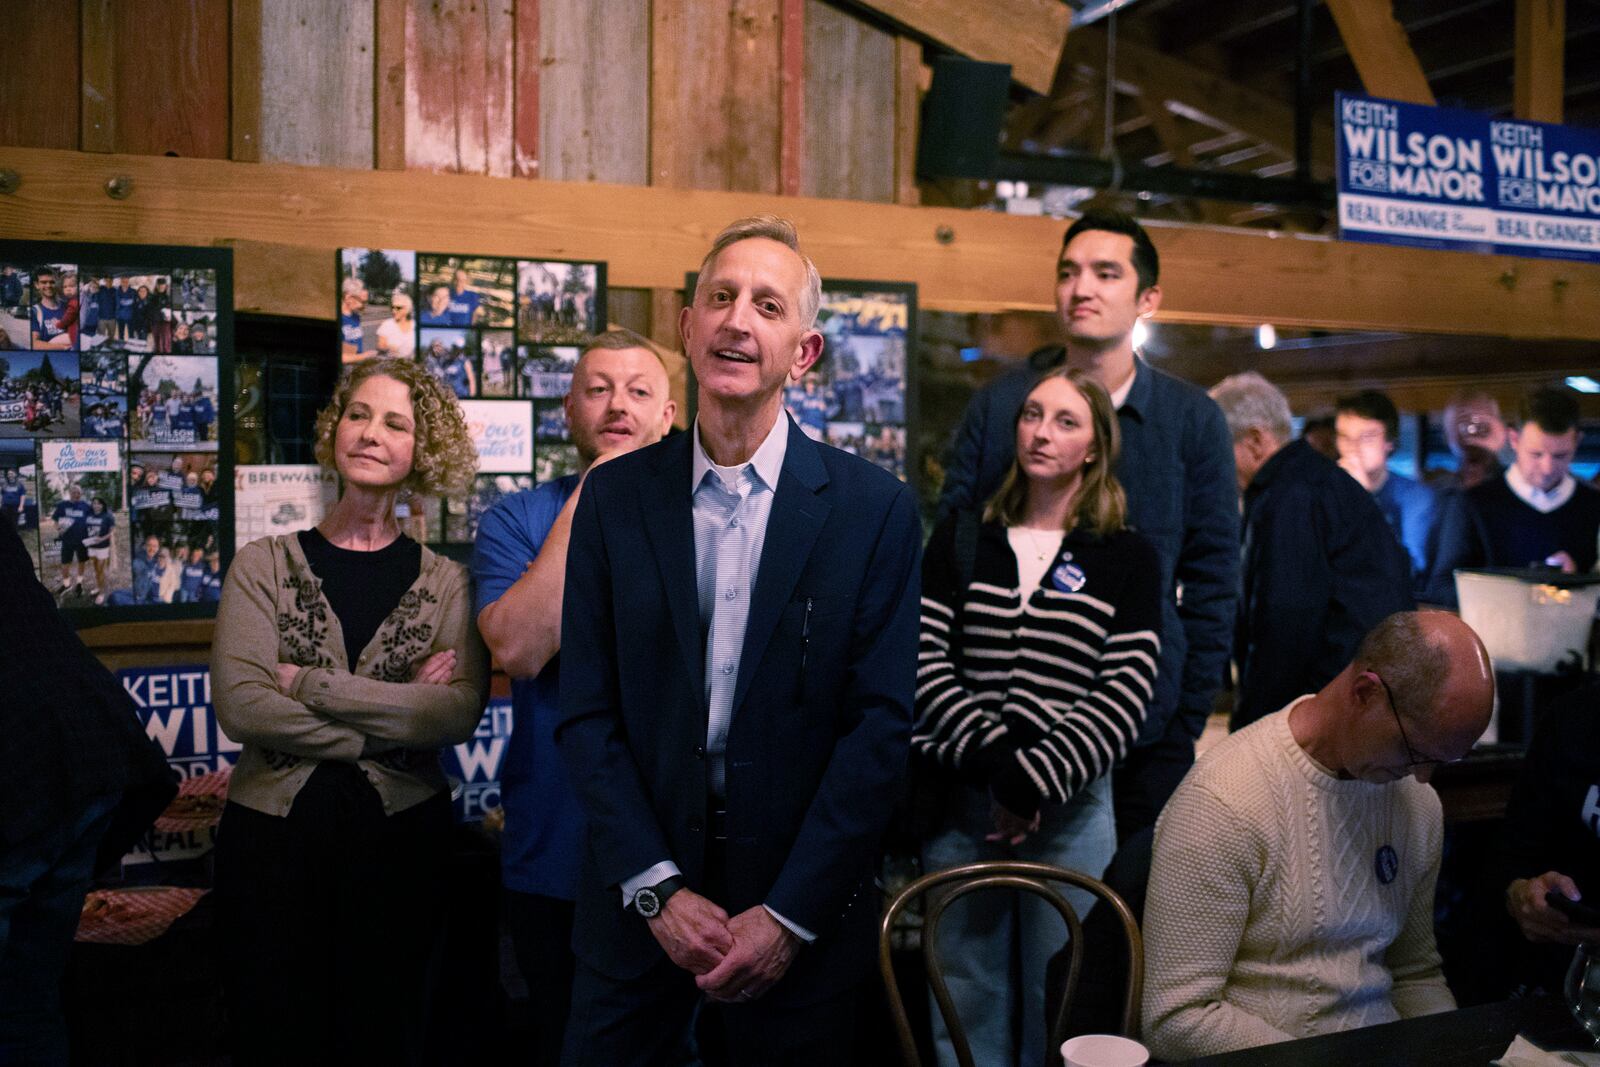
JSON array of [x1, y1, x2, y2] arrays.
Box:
[[211, 533, 489, 817]]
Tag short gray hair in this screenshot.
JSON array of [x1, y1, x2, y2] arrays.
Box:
[[1210, 371, 1293, 444], [693, 215, 822, 330], [1354, 612, 1450, 727]]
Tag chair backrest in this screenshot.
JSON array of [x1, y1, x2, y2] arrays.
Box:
[[878, 859, 1144, 1067]]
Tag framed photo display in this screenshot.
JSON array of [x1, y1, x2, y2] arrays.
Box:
[[337, 248, 605, 547], [0, 240, 233, 624], [683, 273, 917, 488]]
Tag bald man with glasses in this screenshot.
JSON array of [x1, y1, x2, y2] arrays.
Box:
[[1141, 612, 1494, 1061]]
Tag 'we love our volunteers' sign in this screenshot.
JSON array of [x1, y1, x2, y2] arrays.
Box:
[[1337, 91, 1600, 263]]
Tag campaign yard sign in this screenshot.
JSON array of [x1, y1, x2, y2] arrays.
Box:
[[119, 664, 237, 868], [1338, 91, 1600, 263], [441, 697, 513, 823]]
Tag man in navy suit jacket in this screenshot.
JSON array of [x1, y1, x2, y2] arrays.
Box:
[[557, 216, 920, 1065]]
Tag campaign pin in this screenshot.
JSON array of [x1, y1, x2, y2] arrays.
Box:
[[1374, 844, 1399, 885], [1051, 561, 1087, 593]]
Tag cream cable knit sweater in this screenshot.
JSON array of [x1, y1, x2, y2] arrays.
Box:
[[1141, 703, 1456, 1060]]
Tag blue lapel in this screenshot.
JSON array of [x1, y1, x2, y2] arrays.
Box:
[[732, 418, 831, 715], [639, 432, 706, 707]]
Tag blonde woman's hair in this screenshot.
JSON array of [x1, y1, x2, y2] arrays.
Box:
[[692, 215, 822, 329], [313, 357, 477, 494], [983, 367, 1128, 538]]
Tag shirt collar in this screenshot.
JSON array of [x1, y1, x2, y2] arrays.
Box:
[[1505, 464, 1576, 513], [1118, 354, 1151, 418], [691, 410, 790, 493]]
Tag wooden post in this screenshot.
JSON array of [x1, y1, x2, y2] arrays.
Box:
[[230, 0, 263, 162], [374, 0, 407, 169], [1514, 0, 1566, 124]]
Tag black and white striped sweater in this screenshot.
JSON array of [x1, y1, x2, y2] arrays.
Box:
[[914, 515, 1163, 817]]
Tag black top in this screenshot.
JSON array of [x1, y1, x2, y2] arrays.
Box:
[[1505, 682, 1600, 992], [1235, 439, 1415, 729], [1422, 475, 1600, 607], [297, 528, 422, 668]]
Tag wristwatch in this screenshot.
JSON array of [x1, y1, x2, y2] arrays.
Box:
[[632, 875, 685, 919]]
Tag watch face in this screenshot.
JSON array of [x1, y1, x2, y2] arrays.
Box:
[[635, 887, 660, 918]]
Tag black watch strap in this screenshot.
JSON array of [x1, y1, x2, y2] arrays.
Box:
[[633, 875, 685, 918]]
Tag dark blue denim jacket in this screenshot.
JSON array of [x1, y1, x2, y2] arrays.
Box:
[[937, 349, 1239, 744]]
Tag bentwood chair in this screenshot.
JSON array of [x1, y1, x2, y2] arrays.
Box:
[[878, 860, 1144, 1067]]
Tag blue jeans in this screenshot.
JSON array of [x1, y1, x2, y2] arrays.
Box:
[[0, 794, 118, 1067], [921, 776, 1117, 1067]]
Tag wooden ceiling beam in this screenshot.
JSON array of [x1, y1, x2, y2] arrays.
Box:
[[1065, 24, 1336, 177], [1324, 0, 1435, 104], [842, 0, 1070, 95], [1515, 0, 1566, 123], [4, 147, 1599, 340]]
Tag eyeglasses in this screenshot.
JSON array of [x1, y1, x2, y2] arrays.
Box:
[[1373, 672, 1466, 771]]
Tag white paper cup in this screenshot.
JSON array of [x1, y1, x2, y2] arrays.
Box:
[[1060, 1033, 1150, 1067]]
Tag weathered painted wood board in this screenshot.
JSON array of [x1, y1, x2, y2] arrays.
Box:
[[651, 0, 783, 192], [538, 0, 649, 184], [0, 1, 80, 150], [255, 0, 377, 168], [405, 0, 515, 175], [802, 0, 895, 203], [98, 0, 231, 158]]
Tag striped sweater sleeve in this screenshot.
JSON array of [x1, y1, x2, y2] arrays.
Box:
[[913, 516, 1001, 770], [989, 533, 1164, 817]]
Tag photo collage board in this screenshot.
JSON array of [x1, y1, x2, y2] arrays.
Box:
[[0, 241, 233, 622], [685, 274, 917, 486], [337, 248, 606, 546]]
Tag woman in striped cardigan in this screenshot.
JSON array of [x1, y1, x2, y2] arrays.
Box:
[[915, 367, 1163, 1067]]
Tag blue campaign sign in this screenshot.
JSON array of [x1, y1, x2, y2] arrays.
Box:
[[1337, 91, 1600, 263], [442, 697, 514, 822], [119, 664, 239, 868]]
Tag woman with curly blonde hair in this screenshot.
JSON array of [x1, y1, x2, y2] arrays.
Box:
[[211, 357, 487, 1065]]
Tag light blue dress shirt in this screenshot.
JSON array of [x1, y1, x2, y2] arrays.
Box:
[[620, 413, 814, 941]]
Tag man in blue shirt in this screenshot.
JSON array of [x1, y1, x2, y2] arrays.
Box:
[[1335, 389, 1437, 584], [0, 470, 27, 530], [51, 484, 93, 596], [0, 265, 22, 308], [193, 393, 215, 443], [114, 278, 135, 341], [340, 277, 368, 361], [473, 327, 677, 1067], [937, 210, 1239, 841], [94, 277, 118, 341], [447, 269, 482, 327], [29, 267, 73, 351]]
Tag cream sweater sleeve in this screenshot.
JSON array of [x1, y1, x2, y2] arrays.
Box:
[[211, 541, 368, 761], [288, 563, 489, 749], [1386, 790, 1456, 1018], [1142, 780, 1296, 1060]]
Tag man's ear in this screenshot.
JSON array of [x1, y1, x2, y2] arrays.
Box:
[[790, 330, 824, 382], [1136, 284, 1162, 319], [678, 304, 694, 351]]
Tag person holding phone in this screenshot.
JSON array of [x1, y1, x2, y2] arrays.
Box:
[[1504, 681, 1600, 993]]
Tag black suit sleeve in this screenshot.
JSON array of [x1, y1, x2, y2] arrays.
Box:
[[555, 471, 675, 891], [1239, 483, 1331, 725], [765, 484, 922, 933]]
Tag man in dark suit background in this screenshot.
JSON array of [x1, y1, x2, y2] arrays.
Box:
[[1209, 371, 1414, 730], [556, 216, 921, 1065]]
